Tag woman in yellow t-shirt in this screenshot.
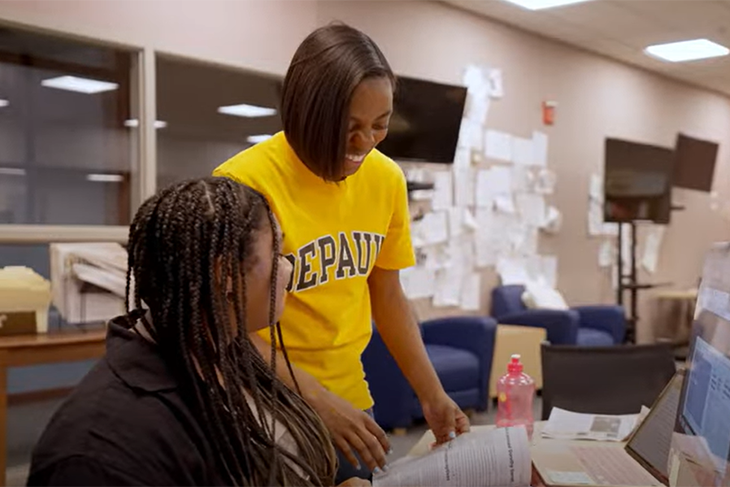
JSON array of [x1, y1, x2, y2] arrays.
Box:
[[214, 23, 470, 483]]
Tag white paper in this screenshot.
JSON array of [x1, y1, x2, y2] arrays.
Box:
[[532, 131, 548, 167], [621, 225, 632, 275], [511, 166, 533, 193], [410, 189, 433, 202], [509, 224, 538, 257], [463, 209, 478, 232], [539, 255, 558, 288], [641, 225, 665, 274], [460, 273, 481, 311], [516, 193, 546, 228], [587, 199, 604, 237], [534, 168, 556, 195], [599, 240, 614, 268], [476, 167, 513, 208], [448, 207, 464, 239], [466, 91, 491, 126], [463, 64, 487, 94], [542, 407, 640, 442], [422, 211, 449, 245], [374, 427, 531, 487], [475, 208, 498, 268], [589, 174, 603, 202], [433, 267, 463, 308], [424, 246, 449, 270], [494, 195, 516, 214], [543, 206, 562, 234], [432, 171, 453, 211], [453, 167, 476, 207], [488, 68, 504, 99], [497, 257, 530, 285], [512, 137, 534, 166], [400, 267, 436, 299], [485, 130, 513, 162], [457, 119, 483, 152], [453, 146, 470, 169]]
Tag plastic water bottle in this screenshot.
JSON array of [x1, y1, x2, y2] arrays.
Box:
[[495, 354, 535, 439]]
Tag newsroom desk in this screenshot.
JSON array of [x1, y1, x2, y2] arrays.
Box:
[[0, 329, 106, 486]]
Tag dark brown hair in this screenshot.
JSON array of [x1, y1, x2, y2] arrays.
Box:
[[281, 23, 396, 182], [126, 177, 336, 486]]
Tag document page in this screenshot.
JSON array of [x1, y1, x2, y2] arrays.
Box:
[[374, 427, 531, 487], [542, 408, 639, 441]]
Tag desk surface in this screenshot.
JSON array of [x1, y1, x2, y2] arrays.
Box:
[[0, 329, 106, 349]]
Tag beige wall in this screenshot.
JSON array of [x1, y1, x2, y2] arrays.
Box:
[[3, 0, 729, 341]]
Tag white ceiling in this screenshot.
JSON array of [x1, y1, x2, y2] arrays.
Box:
[[444, 0, 730, 96]]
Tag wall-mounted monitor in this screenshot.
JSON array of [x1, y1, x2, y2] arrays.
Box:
[[604, 138, 675, 224], [377, 76, 467, 164], [673, 133, 718, 192]]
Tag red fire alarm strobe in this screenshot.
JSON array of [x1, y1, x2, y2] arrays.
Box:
[[543, 100, 557, 126]]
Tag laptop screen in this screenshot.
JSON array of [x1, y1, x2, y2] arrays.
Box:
[[674, 242, 730, 483], [625, 371, 683, 481]]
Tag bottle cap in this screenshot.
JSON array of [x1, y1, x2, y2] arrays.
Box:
[[508, 354, 523, 373]]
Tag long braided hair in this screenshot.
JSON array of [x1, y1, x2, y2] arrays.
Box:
[[124, 177, 337, 486]]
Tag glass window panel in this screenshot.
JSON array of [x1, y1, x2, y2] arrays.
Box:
[[0, 27, 138, 225], [156, 55, 282, 190]]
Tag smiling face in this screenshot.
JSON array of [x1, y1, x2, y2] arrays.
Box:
[[342, 76, 393, 178]]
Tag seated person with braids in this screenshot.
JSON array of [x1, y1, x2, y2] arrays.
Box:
[[27, 177, 368, 487]]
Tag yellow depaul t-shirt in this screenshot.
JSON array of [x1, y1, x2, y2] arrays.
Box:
[[213, 132, 415, 410]]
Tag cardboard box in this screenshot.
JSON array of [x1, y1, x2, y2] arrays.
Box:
[[0, 266, 52, 335]]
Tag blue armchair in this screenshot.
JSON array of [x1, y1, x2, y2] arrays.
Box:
[[362, 316, 497, 431], [490, 285, 626, 346]]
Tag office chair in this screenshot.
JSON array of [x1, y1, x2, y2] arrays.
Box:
[[541, 343, 677, 420]]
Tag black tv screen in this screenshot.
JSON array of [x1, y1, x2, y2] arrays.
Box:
[[674, 133, 718, 192], [604, 138, 675, 224], [377, 76, 467, 163]]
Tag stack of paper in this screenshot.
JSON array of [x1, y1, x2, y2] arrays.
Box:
[[542, 407, 640, 442]]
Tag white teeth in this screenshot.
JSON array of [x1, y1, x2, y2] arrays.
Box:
[[346, 153, 365, 162]]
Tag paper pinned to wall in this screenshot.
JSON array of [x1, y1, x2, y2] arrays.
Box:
[[511, 166, 533, 193], [588, 199, 604, 236], [532, 131, 548, 167], [453, 166, 476, 207], [448, 207, 464, 238], [516, 193, 546, 228], [509, 224, 538, 256], [621, 225, 632, 275], [432, 171, 453, 210], [400, 267, 436, 300], [465, 91, 491, 125], [599, 240, 614, 268], [485, 130, 513, 162], [463, 208, 479, 231], [488, 68, 504, 99], [495, 195, 516, 214], [457, 119, 484, 151], [512, 137, 534, 166], [497, 257, 530, 285], [476, 167, 513, 208], [460, 273, 481, 311], [433, 267, 463, 307], [589, 173, 603, 202], [475, 207, 498, 268], [641, 225, 665, 274], [540, 255, 558, 288], [543, 206, 562, 234], [453, 147, 470, 169], [534, 168, 556, 194], [422, 211, 449, 245]]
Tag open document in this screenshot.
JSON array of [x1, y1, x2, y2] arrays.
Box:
[[542, 407, 639, 442], [374, 427, 531, 487]]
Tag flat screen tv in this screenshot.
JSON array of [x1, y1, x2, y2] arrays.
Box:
[[674, 133, 718, 192], [377, 76, 467, 164], [604, 138, 675, 224]]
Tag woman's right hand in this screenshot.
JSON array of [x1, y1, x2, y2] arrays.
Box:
[[337, 478, 371, 486], [307, 386, 390, 472]]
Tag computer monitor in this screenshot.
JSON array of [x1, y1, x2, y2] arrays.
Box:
[[675, 242, 730, 483]]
